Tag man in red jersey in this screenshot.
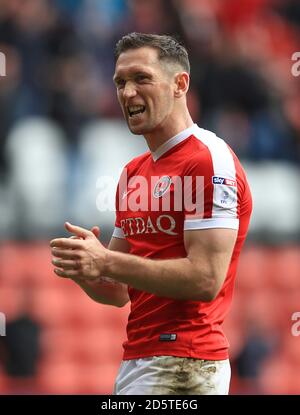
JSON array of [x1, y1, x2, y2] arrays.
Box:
[[50, 33, 252, 395]]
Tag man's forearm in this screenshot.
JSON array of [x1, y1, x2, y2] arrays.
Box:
[[73, 277, 129, 307], [103, 251, 214, 301], [50, 225, 233, 302]]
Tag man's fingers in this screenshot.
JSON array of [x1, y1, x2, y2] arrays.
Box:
[[50, 238, 83, 249], [52, 258, 80, 270], [54, 268, 79, 278], [91, 226, 100, 238], [65, 222, 92, 238], [54, 268, 98, 282], [50, 223, 98, 250], [51, 248, 80, 259]]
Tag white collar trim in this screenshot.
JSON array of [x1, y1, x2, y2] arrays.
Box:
[[151, 124, 197, 162]]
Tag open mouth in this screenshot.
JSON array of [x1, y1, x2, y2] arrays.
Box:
[[127, 105, 146, 117]]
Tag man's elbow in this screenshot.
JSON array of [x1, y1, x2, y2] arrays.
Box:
[[193, 275, 223, 302], [93, 295, 129, 308], [197, 289, 218, 302], [115, 298, 129, 308], [190, 289, 216, 302]]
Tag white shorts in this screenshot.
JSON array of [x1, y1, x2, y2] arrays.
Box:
[[113, 356, 231, 395]]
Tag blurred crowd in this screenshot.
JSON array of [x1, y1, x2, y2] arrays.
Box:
[[0, 0, 300, 240], [0, 1, 299, 395], [0, 0, 300, 180]]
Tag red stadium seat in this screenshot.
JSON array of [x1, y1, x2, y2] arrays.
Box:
[[29, 286, 71, 327], [0, 371, 10, 394], [38, 327, 122, 394], [0, 243, 28, 286], [235, 290, 284, 331], [37, 361, 79, 394], [0, 286, 25, 321], [265, 246, 300, 290], [235, 246, 271, 292], [21, 243, 63, 288], [63, 288, 129, 331], [260, 356, 300, 394], [75, 363, 119, 394]]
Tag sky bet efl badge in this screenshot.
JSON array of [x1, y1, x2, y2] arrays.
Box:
[[212, 176, 237, 208], [153, 176, 172, 198], [212, 176, 236, 187]]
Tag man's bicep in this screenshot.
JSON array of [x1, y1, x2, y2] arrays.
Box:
[[184, 228, 238, 298], [184, 228, 237, 256]]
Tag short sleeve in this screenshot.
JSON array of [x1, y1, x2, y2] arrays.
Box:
[[183, 138, 239, 231]]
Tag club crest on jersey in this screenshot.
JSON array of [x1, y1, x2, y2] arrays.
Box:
[[212, 176, 236, 187], [153, 176, 172, 198]]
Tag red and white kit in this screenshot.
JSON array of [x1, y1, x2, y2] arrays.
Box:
[[113, 124, 252, 361]]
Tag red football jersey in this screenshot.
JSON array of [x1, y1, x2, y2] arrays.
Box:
[[113, 124, 252, 360]]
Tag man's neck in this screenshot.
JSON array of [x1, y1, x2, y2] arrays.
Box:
[[144, 113, 194, 152]]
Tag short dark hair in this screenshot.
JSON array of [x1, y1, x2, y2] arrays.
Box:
[[115, 32, 190, 74]]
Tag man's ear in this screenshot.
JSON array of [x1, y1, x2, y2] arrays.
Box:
[[174, 72, 189, 98]]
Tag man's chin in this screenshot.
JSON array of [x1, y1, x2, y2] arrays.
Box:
[[127, 122, 149, 136]]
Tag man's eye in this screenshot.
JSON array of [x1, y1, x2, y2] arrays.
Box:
[[116, 80, 125, 89], [136, 75, 148, 83]]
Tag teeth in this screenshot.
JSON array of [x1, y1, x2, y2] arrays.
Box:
[[129, 105, 144, 112]]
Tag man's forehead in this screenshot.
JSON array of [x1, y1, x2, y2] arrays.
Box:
[[114, 47, 160, 75], [114, 63, 155, 78]]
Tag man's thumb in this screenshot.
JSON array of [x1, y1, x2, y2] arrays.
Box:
[[65, 222, 92, 238]]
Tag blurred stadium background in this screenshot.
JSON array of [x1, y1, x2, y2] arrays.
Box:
[[0, 0, 299, 395]]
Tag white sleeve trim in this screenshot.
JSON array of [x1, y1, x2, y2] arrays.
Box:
[[184, 217, 239, 230], [112, 226, 125, 239]]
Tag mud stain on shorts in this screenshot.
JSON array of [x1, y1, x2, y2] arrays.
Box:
[[153, 356, 221, 395]]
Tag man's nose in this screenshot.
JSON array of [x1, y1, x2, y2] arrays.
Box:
[[123, 82, 137, 99]]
